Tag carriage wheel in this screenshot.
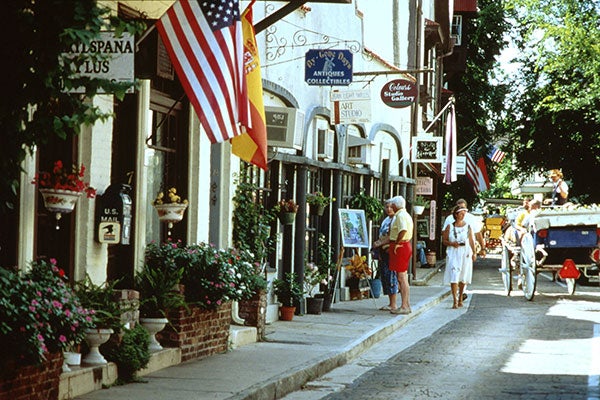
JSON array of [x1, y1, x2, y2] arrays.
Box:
[[566, 278, 576, 295], [520, 233, 536, 301], [500, 243, 512, 296]]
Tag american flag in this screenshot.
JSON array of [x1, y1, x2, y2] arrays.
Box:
[[464, 148, 490, 194], [487, 145, 506, 163], [157, 0, 250, 144]]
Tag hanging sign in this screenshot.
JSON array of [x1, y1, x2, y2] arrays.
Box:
[[411, 136, 443, 163], [416, 177, 433, 195], [440, 155, 467, 175], [331, 89, 371, 124], [305, 49, 353, 86], [429, 200, 437, 241], [380, 79, 417, 108]]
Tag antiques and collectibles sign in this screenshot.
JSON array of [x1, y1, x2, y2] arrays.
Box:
[[305, 49, 353, 86]]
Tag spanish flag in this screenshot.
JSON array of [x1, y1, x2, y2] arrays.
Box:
[[231, 1, 268, 171]]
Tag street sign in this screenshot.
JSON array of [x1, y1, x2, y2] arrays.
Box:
[[305, 49, 352, 86]]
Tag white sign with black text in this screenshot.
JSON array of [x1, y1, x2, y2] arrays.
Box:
[[62, 31, 135, 93]]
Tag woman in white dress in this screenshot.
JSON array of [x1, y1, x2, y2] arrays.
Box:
[[442, 206, 477, 308]]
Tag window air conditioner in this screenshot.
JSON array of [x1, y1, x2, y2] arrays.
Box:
[[347, 135, 372, 165], [265, 106, 304, 150], [317, 129, 334, 161]]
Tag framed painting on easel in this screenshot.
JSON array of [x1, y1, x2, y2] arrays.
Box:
[[338, 209, 370, 248]]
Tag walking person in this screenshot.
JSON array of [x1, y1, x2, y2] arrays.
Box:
[[388, 195, 413, 314], [443, 198, 486, 257], [442, 205, 477, 309], [372, 199, 398, 311]]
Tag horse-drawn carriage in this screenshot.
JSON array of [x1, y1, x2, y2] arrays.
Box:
[[500, 206, 600, 300]]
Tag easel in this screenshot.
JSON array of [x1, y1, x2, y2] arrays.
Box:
[[331, 245, 381, 310]]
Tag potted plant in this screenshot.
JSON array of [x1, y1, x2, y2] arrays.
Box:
[[0, 259, 95, 397], [349, 189, 384, 222], [273, 272, 304, 321], [344, 253, 372, 300], [303, 262, 327, 314], [0, 259, 95, 367], [136, 242, 186, 351], [153, 187, 189, 236], [413, 195, 430, 215], [315, 233, 338, 311], [273, 199, 299, 225], [307, 191, 335, 216], [31, 160, 97, 228], [74, 276, 125, 364]]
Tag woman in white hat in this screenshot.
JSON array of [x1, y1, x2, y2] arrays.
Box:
[[442, 205, 477, 309]]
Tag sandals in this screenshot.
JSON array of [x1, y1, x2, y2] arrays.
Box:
[[379, 305, 392, 311], [390, 308, 411, 315]]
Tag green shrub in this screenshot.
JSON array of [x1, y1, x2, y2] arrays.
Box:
[[102, 324, 150, 383]]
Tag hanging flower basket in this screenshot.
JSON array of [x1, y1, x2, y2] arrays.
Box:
[[278, 212, 296, 225], [40, 188, 82, 214], [309, 203, 326, 216], [413, 205, 425, 215], [154, 203, 188, 224]]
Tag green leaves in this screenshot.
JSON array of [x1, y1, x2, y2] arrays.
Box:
[[0, 0, 146, 213]]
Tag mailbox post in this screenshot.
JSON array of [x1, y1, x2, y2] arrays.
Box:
[[96, 184, 132, 245]]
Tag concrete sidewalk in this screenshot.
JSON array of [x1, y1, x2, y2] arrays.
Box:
[[75, 267, 448, 400]]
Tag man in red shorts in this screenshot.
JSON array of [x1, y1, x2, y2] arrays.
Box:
[[388, 195, 413, 314]]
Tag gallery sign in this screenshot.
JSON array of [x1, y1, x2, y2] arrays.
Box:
[[305, 49, 353, 86], [380, 78, 417, 108]]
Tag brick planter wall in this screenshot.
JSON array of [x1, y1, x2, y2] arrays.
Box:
[[0, 352, 63, 400], [160, 302, 231, 362], [238, 290, 267, 341]]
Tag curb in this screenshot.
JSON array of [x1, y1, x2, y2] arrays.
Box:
[[230, 286, 451, 400], [413, 260, 445, 286]]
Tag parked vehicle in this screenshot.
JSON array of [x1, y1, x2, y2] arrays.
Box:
[[500, 205, 600, 300]]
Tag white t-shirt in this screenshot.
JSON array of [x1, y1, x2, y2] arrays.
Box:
[[443, 212, 483, 236]]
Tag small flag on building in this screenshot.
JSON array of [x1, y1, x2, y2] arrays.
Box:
[[487, 145, 506, 163], [464, 148, 490, 194]]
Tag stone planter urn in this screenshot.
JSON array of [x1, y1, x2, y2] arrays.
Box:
[[83, 328, 114, 365], [140, 317, 169, 352]]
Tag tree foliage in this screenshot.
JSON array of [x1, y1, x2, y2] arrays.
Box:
[[442, 0, 510, 206], [0, 0, 145, 212], [501, 0, 600, 203]]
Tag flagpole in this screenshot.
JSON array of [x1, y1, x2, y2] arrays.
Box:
[[423, 96, 455, 133], [458, 138, 477, 154]]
